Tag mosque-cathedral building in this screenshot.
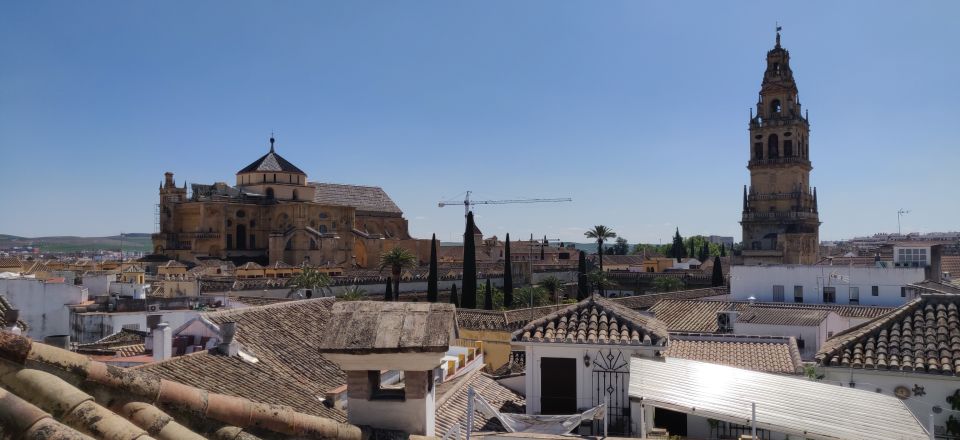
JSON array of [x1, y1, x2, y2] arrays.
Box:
[[740, 30, 821, 265], [152, 137, 432, 267]]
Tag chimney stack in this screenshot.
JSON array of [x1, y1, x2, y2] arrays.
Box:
[[4, 309, 20, 335], [152, 323, 172, 361], [218, 321, 239, 356]]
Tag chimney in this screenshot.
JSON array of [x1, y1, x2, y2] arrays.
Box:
[[152, 323, 172, 361], [217, 321, 239, 356], [144, 314, 163, 349], [927, 244, 944, 282]]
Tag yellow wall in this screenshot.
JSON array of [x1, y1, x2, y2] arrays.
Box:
[[458, 328, 514, 371]]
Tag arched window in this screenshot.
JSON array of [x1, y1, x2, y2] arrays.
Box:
[[318, 225, 328, 233], [768, 134, 779, 158], [266, 187, 275, 199], [292, 189, 299, 201], [770, 99, 781, 115], [784, 140, 793, 157], [310, 239, 319, 250], [754, 143, 763, 160]]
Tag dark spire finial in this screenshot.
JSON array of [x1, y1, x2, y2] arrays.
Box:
[[269, 132, 275, 153], [775, 23, 782, 48]]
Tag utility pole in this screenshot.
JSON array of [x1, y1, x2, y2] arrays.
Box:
[[897, 209, 910, 236]]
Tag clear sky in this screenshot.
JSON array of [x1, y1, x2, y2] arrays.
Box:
[[1, 1, 958, 244]]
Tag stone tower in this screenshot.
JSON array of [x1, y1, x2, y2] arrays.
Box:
[[740, 29, 820, 265]]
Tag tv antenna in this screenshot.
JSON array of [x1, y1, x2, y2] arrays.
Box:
[[897, 209, 910, 235]]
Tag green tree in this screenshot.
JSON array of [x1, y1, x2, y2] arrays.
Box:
[[427, 234, 439, 302], [449, 284, 459, 307], [669, 228, 686, 262], [653, 276, 684, 292], [384, 277, 393, 301], [513, 286, 549, 308], [288, 267, 332, 298], [587, 270, 615, 297], [698, 241, 709, 263], [585, 225, 617, 271], [577, 251, 589, 300], [539, 276, 564, 303], [503, 234, 514, 308], [612, 237, 629, 255], [340, 285, 367, 301], [720, 243, 727, 257], [712, 256, 724, 287], [379, 247, 417, 301], [461, 211, 478, 308], [484, 279, 494, 310]]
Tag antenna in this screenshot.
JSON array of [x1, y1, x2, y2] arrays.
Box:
[[897, 209, 911, 236]]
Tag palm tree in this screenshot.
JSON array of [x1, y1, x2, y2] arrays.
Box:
[[384, 277, 393, 301], [585, 225, 616, 296], [379, 247, 417, 301], [587, 270, 615, 297], [584, 225, 617, 272], [288, 267, 332, 298], [539, 276, 564, 304]]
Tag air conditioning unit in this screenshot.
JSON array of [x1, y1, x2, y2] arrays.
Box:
[[716, 312, 733, 333], [147, 304, 160, 312]]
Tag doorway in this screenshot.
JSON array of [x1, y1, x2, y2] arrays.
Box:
[[654, 407, 687, 436], [236, 224, 247, 250], [540, 357, 577, 414]]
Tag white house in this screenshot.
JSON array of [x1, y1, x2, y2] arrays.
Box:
[[817, 282, 960, 436], [0, 277, 88, 339], [511, 296, 668, 436], [731, 264, 927, 306]]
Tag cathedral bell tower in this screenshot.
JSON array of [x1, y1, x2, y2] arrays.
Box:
[[740, 28, 821, 265]]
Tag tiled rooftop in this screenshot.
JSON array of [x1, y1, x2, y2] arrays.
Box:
[[456, 305, 565, 332], [311, 182, 402, 215], [609, 287, 728, 310], [664, 333, 804, 374], [817, 293, 960, 376], [435, 369, 525, 435], [737, 306, 831, 326], [512, 296, 669, 346], [648, 299, 895, 333], [0, 330, 362, 439], [318, 301, 457, 353]]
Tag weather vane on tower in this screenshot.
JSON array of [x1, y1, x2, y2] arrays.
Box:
[[776, 22, 782, 48]]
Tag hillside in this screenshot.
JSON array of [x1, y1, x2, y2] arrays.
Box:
[[0, 233, 153, 253]]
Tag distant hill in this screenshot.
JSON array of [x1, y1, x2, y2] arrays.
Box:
[[0, 233, 153, 253]]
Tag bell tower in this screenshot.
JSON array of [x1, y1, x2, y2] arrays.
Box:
[[740, 27, 820, 265]]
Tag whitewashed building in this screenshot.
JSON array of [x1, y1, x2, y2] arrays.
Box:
[[0, 277, 88, 339]]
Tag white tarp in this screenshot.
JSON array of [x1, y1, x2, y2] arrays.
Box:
[[629, 356, 929, 440], [469, 388, 605, 435]]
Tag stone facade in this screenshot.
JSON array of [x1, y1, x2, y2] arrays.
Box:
[[740, 31, 821, 265], [152, 138, 432, 268]]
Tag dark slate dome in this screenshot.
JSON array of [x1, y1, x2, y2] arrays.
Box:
[[236, 137, 306, 175]]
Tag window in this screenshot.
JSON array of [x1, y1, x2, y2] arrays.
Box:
[[772, 285, 785, 302], [794, 285, 803, 303], [823, 286, 836, 303], [784, 139, 793, 157], [897, 248, 928, 267], [771, 99, 781, 114], [901, 287, 907, 298], [122, 324, 140, 330], [849, 287, 860, 305], [249, 235, 255, 249], [226, 234, 233, 250], [368, 370, 406, 401], [872, 286, 879, 297], [768, 134, 779, 158], [266, 187, 275, 199], [318, 225, 328, 233], [754, 142, 763, 159]]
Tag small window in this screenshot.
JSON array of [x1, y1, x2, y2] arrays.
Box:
[[368, 371, 405, 401], [849, 287, 860, 305], [768, 134, 779, 158], [794, 286, 804, 303], [823, 286, 837, 303], [872, 286, 879, 297], [773, 285, 785, 302], [771, 99, 782, 114]]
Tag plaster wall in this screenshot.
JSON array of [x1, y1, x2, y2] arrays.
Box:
[[730, 265, 925, 306], [70, 309, 199, 343], [0, 278, 88, 339]]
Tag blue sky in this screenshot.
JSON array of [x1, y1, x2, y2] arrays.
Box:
[[1, 1, 957, 244]]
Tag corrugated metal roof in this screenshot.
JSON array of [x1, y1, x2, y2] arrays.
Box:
[[629, 356, 928, 440]]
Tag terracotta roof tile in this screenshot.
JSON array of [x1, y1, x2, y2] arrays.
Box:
[[817, 293, 960, 376], [311, 183, 402, 215], [648, 299, 895, 333], [609, 287, 728, 310], [317, 301, 457, 353], [435, 369, 524, 435], [512, 296, 669, 346], [665, 333, 804, 374]]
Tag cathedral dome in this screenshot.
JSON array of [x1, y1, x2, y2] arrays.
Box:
[[236, 137, 306, 176]]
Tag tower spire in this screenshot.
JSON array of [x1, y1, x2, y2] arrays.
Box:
[[269, 132, 275, 153], [775, 23, 782, 48]]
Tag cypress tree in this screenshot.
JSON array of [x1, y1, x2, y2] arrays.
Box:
[[503, 234, 513, 308], [712, 256, 724, 287], [540, 235, 546, 260], [427, 234, 439, 302], [720, 243, 727, 257], [698, 241, 709, 263], [461, 212, 478, 308], [484, 279, 493, 310], [577, 251, 588, 300], [384, 277, 393, 301], [449, 284, 459, 307], [670, 228, 685, 262]]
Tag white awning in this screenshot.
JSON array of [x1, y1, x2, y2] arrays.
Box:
[[630, 357, 928, 440]]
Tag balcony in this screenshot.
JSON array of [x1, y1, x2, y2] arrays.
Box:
[[741, 211, 819, 221], [748, 157, 811, 167]]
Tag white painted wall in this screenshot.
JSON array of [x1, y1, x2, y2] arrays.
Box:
[[730, 265, 926, 306], [71, 309, 199, 343], [821, 367, 954, 436], [0, 278, 88, 339], [733, 312, 846, 360], [81, 274, 112, 296]]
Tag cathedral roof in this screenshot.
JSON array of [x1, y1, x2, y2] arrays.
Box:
[[311, 182, 402, 215], [237, 138, 306, 175]]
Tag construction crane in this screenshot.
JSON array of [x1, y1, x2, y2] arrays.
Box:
[[438, 191, 572, 217]]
